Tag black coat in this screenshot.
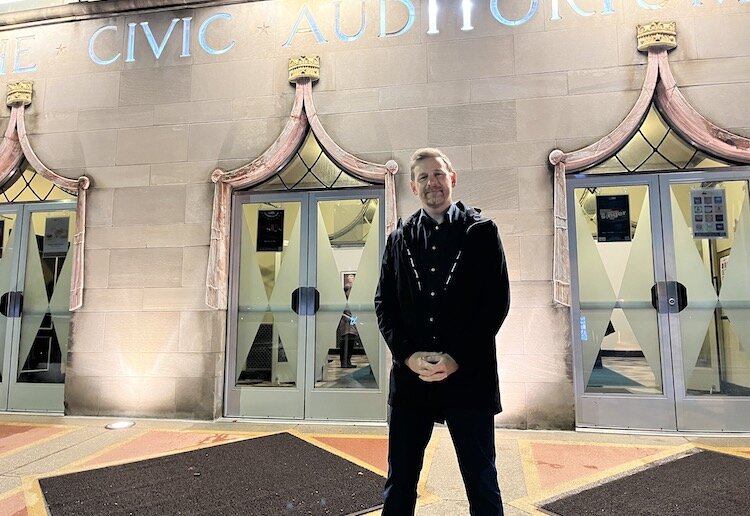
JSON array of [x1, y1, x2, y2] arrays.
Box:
[[375, 202, 510, 413]]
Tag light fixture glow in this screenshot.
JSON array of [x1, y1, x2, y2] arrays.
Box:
[[105, 421, 136, 430], [427, 0, 439, 34]]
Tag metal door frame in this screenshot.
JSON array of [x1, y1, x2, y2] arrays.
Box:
[[225, 187, 386, 421]]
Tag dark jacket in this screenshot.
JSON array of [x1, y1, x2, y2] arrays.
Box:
[[374, 202, 510, 413]]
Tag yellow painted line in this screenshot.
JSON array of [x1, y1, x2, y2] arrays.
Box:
[[692, 444, 750, 459], [21, 477, 47, 516], [290, 431, 387, 477], [416, 434, 440, 507], [0, 425, 80, 461], [510, 442, 697, 513]]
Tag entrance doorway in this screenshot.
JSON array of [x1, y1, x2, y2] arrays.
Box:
[[569, 169, 750, 431], [0, 201, 76, 412], [224, 188, 386, 420]]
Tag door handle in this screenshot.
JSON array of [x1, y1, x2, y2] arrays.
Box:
[[675, 281, 688, 313], [311, 288, 320, 315], [0, 292, 9, 317], [291, 288, 301, 315]]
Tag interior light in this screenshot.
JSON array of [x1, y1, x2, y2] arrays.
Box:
[[461, 0, 474, 31], [105, 421, 136, 430], [427, 0, 438, 34]]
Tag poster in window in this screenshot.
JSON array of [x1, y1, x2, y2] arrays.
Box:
[[43, 217, 70, 255], [257, 210, 284, 252], [596, 195, 631, 242], [692, 188, 727, 239]]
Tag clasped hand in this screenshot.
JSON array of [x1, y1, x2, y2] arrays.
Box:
[[406, 351, 458, 382]]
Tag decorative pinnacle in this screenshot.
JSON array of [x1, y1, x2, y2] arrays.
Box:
[[637, 21, 677, 52], [289, 56, 320, 83], [7, 81, 33, 107]]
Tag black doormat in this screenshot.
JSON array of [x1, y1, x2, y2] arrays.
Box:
[[39, 432, 384, 516], [541, 450, 750, 516]]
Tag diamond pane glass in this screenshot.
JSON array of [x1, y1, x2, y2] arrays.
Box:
[[574, 185, 663, 394]]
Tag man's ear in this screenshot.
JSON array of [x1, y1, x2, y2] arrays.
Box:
[[450, 171, 457, 187], [410, 180, 418, 196]]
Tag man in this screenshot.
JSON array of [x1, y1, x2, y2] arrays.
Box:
[[375, 148, 510, 515]]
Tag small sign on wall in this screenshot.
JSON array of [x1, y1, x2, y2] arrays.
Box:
[[257, 210, 284, 252], [596, 195, 631, 242], [691, 188, 727, 239], [43, 217, 69, 256]]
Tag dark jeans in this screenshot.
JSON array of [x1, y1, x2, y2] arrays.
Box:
[[383, 405, 503, 516]]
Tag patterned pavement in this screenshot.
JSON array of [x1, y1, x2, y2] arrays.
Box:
[[0, 415, 747, 515]]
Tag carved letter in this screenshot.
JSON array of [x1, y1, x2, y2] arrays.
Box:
[[491, 0, 538, 26], [140, 18, 180, 59], [0, 40, 7, 74], [380, 0, 415, 38], [126, 22, 137, 62], [199, 13, 235, 55], [549, 0, 593, 21], [89, 25, 120, 65], [636, 0, 664, 9], [13, 36, 37, 74], [181, 17, 192, 57], [334, 0, 366, 42], [283, 6, 326, 47]]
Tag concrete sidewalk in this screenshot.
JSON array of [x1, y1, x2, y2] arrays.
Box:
[[0, 414, 748, 515]]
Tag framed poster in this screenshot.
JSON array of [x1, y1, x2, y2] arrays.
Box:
[[692, 188, 728, 239], [596, 195, 631, 242], [43, 217, 70, 255], [256, 210, 284, 252]]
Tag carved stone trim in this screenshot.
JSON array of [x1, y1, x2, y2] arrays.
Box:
[[637, 21, 677, 52], [289, 56, 320, 84], [7, 81, 33, 107]]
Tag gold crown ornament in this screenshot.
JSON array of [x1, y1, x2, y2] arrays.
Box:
[[289, 56, 320, 83], [7, 81, 33, 107], [637, 21, 677, 52]]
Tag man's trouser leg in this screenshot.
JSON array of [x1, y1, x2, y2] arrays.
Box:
[[382, 405, 434, 515], [445, 408, 504, 516]]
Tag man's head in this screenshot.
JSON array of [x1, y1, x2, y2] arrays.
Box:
[[409, 148, 457, 215]]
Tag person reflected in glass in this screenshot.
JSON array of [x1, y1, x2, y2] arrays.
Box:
[[375, 148, 511, 515]]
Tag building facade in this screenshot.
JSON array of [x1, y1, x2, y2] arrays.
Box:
[[0, 0, 748, 431]]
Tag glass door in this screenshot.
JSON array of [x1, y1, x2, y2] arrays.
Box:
[[568, 175, 677, 430], [225, 189, 386, 420], [661, 171, 750, 431], [569, 170, 750, 432], [0, 202, 76, 412]]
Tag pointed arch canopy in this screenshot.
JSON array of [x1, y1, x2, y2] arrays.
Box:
[[206, 76, 399, 310], [0, 82, 90, 311], [549, 33, 750, 307]]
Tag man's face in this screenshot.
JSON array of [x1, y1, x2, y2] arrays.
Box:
[[410, 157, 456, 213]]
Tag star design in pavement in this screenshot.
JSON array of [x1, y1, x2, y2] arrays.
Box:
[[257, 22, 271, 35]]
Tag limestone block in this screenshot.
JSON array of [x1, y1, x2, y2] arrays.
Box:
[[187, 118, 286, 161], [379, 81, 470, 110], [29, 130, 118, 169], [87, 165, 151, 188], [567, 65, 645, 95], [509, 280, 553, 308], [154, 100, 232, 125], [518, 166, 553, 210], [182, 246, 209, 288], [428, 102, 515, 146], [25, 111, 78, 134], [671, 57, 750, 88], [45, 72, 120, 111], [85, 188, 114, 227], [232, 94, 294, 120], [320, 108, 428, 154], [472, 142, 555, 169], [150, 161, 215, 185], [500, 354, 569, 384], [78, 288, 143, 312], [85, 226, 148, 249], [526, 382, 575, 430], [493, 382, 527, 429], [334, 46, 426, 89], [496, 309, 524, 354], [617, 16, 698, 66], [83, 249, 109, 289], [519, 235, 553, 281], [522, 307, 572, 355], [517, 91, 639, 141], [392, 145, 472, 176], [146, 223, 211, 247], [314, 88, 380, 114], [175, 376, 220, 419], [179, 311, 226, 353], [499, 235, 520, 282], [458, 167, 518, 211], [680, 83, 750, 131], [191, 59, 274, 101], [113, 185, 186, 226], [428, 35, 514, 81], [104, 312, 181, 353], [471, 73, 568, 103], [185, 183, 214, 224], [69, 312, 106, 352], [77, 106, 154, 131], [64, 376, 102, 416], [116, 125, 189, 165], [109, 247, 183, 288], [142, 287, 208, 311], [98, 377, 177, 417], [696, 13, 750, 59], [119, 66, 192, 106], [515, 27, 618, 75]]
